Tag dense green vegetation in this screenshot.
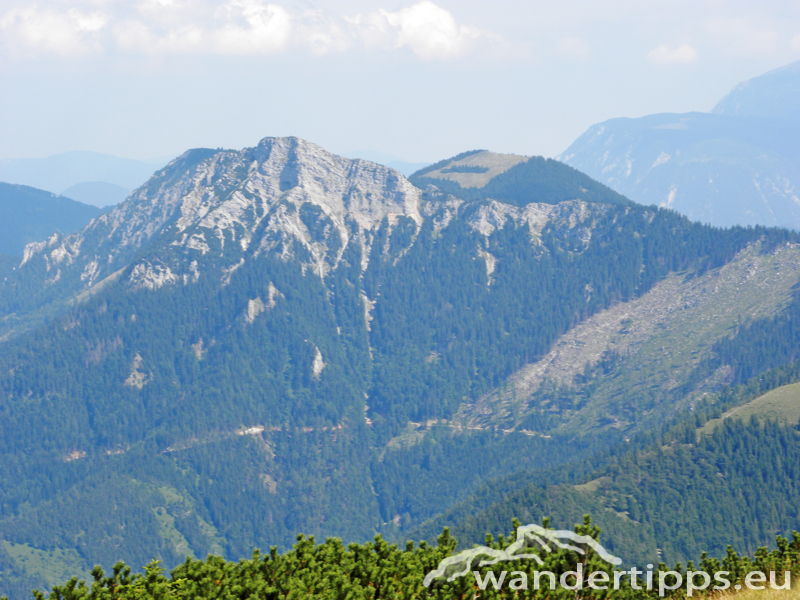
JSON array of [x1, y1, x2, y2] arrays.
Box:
[[0, 255, 17, 280], [16, 517, 800, 600], [364, 207, 769, 435], [1, 205, 795, 596], [414, 355, 800, 566], [704, 287, 800, 387], [0, 202, 795, 595]]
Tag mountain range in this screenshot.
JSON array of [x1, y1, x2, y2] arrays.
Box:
[[713, 60, 800, 121], [1, 136, 800, 598], [0, 183, 102, 256], [559, 61, 800, 229], [0, 152, 167, 208]]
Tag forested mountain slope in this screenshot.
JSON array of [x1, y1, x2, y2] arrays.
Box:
[[417, 411, 800, 568], [412, 288, 800, 565], [409, 150, 631, 207], [0, 137, 797, 597], [451, 241, 800, 436]]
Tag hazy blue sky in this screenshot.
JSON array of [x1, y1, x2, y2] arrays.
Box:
[[2, 0, 800, 162]]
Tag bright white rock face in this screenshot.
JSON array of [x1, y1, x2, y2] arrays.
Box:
[[20, 137, 424, 291], [19, 136, 611, 299]]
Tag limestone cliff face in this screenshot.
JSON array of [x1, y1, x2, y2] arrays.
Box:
[[16, 136, 606, 307], [20, 137, 424, 293], [168, 137, 424, 277]]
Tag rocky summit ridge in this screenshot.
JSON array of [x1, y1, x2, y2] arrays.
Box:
[[18, 137, 425, 296], [12, 137, 608, 321]]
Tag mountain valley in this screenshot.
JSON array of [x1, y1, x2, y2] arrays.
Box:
[[1, 136, 800, 597]]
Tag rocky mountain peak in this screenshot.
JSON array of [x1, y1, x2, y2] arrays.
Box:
[[18, 136, 424, 296], [5, 136, 621, 343]]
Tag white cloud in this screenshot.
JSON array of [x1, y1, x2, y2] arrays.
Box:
[[294, 9, 351, 56], [0, 0, 497, 61], [792, 34, 800, 52], [647, 44, 698, 65], [555, 36, 591, 59], [113, 0, 291, 55], [213, 1, 291, 55], [114, 20, 206, 55], [377, 1, 482, 61], [0, 6, 109, 57]]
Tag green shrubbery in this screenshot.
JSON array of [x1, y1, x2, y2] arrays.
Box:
[[23, 516, 800, 600]]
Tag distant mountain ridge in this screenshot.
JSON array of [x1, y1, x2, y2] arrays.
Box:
[[558, 61, 800, 229], [713, 60, 800, 121], [61, 182, 131, 208], [0, 151, 165, 208], [558, 112, 800, 228], [0, 182, 102, 256]]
